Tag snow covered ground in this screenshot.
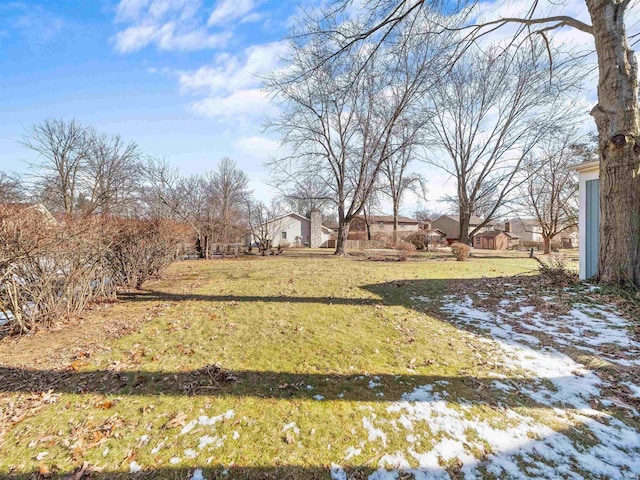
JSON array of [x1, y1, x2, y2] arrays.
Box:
[[331, 285, 640, 479]]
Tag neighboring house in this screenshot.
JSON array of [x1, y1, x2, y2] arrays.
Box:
[[0, 202, 58, 226], [506, 218, 543, 244], [426, 228, 447, 245], [561, 228, 579, 249], [246, 212, 334, 248], [571, 160, 600, 279], [351, 215, 421, 238], [473, 230, 520, 250], [431, 215, 488, 242]]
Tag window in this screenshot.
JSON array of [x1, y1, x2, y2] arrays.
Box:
[[281, 231, 287, 239]]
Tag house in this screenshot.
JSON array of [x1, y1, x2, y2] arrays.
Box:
[[426, 228, 447, 246], [506, 218, 543, 244], [431, 214, 489, 242], [473, 230, 520, 250], [561, 228, 579, 249], [351, 214, 421, 238], [571, 160, 600, 279], [246, 212, 334, 248]]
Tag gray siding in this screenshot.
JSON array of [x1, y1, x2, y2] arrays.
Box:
[[585, 179, 600, 278]]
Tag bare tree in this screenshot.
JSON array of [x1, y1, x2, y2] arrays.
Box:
[[205, 157, 250, 245], [22, 118, 91, 216], [276, 175, 333, 218], [0, 172, 25, 204], [246, 199, 286, 255], [380, 121, 427, 241], [22, 119, 142, 217], [308, 0, 640, 285], [144, 158, 208, 254], [424, 44, 579, 244], [517, 132, 584, 254], [144, 157, 250, 258], [266, 12, 448, 255], [82, 132, 142, 215]]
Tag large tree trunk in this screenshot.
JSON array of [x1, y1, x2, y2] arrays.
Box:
[[542, 235, 551, 255], [458, 209, 471, 245], [334, 220, 350, 256], [392, 201, 399, 244], [588, 2, 640, 286]]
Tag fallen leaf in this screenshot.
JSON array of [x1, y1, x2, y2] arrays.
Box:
[[164, 411, 187, 429]]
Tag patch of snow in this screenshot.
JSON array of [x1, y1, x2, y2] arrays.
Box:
[[169, 457, 181, 465], [344, 446, 362, 460], [330, 464, 347, 480], [35, 452, 48, 461], [624, 382, 640, 399], [282, 422, 300, 434], [129, 461, 142, 473], [369, 379, 382, 389], [184, 449, 197, 459], [313, 395, 325, 401], [362, 416, 387, 447], [181, 420, 197, 435], [190, 469, 205, 480]]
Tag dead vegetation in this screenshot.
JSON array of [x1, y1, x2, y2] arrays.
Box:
[[0, 206, 190, 334]]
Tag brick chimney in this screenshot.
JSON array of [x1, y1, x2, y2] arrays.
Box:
[[310, 210, 322, 248], [504, 221, 511, 233]]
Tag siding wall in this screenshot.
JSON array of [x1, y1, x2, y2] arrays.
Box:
[[585, 179, 600, 278]]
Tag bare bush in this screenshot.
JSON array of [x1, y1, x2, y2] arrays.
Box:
[[450, 242, 470, 262], [103, 217, 190, 289], [396, 241, 416, 261], [0, 207, 111, 333], [0, 205, 189, 333], [538, 256, 578, 286]]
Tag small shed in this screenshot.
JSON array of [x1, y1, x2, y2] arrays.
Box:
[[571, 160, 600, 279], [473, 230, 518, 250]]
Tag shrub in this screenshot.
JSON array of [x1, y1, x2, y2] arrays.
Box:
[[450, 242, 471, 261], [538, 255, 577, 286], [103, 217, 190, 289], [0, 208, 111, 333], [0, 208, 189, 334], [396, 241, 417, 261], [404, 232, 426, 250]]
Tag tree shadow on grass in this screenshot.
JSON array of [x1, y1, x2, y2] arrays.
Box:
[[0, 364, 553, 408], [2, 278, 639, 479]]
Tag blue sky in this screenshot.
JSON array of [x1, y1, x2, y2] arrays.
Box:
[[0, 0, 297, 198], [0, 0, 610, 213]]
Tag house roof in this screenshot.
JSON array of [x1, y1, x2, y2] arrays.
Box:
[[269, 212, 335, 232], [437, 214, 486, 225], [427, 228, 447, 237], [357, 214, 420, 224], [570, 160, 599, 173], [475, 230, 519, 239]]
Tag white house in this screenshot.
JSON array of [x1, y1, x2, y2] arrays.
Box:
[[571, 160, 600, 279], [246, 212, 334, 248], [506, 218, 543, 244]]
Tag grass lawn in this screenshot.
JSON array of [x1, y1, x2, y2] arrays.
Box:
[[0, 249, 638, 479]]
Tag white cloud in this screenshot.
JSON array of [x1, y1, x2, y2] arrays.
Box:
[[113, 0, 232, 52], [235, 135, 280, 156], [178, 41, 287, 120], [208, 0, 257, 26], [190, 88, 273, 118]]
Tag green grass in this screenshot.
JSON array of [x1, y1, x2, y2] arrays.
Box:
[[0, 250, 542, 478]]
